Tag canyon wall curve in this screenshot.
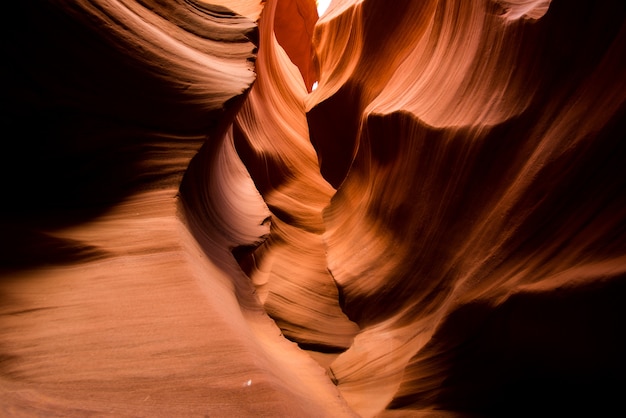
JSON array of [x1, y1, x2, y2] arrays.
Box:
[[2, 0, 625, 417]]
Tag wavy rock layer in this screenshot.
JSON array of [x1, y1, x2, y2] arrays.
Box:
[[306, 0, 626, 416], [232, 0, 359, 354], [1, 0, 625, 417], [1, 1, 353, 417]]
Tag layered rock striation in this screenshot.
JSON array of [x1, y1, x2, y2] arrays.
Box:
[[2, 0, 625, 416]]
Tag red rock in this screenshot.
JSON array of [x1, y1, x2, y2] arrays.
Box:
[[2, 0, 625, 416]]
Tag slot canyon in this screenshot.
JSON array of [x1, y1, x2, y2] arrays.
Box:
[[1, 0, 625, 416]]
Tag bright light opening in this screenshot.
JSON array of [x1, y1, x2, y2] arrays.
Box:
[[316, 0, 332, 17], [311, 81, 319, 91]]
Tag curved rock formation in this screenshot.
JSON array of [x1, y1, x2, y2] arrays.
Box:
[[231, 0, 359, 355], [307, 0, 626, 415], [1, 1, 352, 416], [2, 0, 625, 416]]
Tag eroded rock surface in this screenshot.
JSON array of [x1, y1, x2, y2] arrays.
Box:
[[2, 0, 625, 416]]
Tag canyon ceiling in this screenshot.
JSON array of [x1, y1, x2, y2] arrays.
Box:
[[2, 0, 625, 416]]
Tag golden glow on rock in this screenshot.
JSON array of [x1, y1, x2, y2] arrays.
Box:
[[2, 0, 625, 417], [316, 0, 332, 16]]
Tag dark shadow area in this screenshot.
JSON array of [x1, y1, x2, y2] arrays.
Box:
[[390, 276, 626, 416], [0, 224, 108, 275], [1, 1, 258, 271], [306, 82, 362, 188], [295, 341, 349, 354], [3, 2, 203, 227], [232, 123, 292, 195]]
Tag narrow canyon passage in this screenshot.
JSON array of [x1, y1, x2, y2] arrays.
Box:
[[2, 0, 626, 417], [230, 0, 360, 355]]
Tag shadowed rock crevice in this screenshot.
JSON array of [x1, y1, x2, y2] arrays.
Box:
[[1, 0, 625, 417], [389, 276, 626, 415]]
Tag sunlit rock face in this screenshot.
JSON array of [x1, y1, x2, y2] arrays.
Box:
[[1, 0, 625, 417], [1, 1, 352, 417], [306, 0, 626, 415]]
